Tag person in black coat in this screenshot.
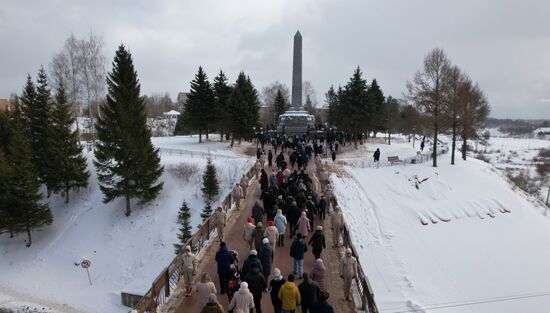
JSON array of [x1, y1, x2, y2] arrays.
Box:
[[268, 150, 273, 167], [214, 242, 235, 294], [318, 195, 328, 220], [259, 238, 273, 280], [331, 150, 336, 162], [287, 202, 300, 238], [241, 249, 263, 280], [252, 200, 265, 226], [373, 148, 380, 162], [310, 290, 335, 313], [308, 226, 326, 260], [298, 272, 320, 313], [244, 267, 267, 313], [290, 234, 308, 278], [269, 268, 286, 313]]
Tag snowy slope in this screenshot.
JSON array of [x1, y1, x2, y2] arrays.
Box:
[[332, 154, 550, 313], [0, 136, 253, 313]]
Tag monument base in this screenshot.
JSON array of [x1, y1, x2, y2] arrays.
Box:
[[277, 110, 316, 134]]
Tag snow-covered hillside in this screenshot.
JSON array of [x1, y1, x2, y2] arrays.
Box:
[[332, 152, 550, 312], [0, 136, 253, 313]]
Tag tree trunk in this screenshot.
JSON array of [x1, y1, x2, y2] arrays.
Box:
[[199, 132, 202, 143], [462, 135, 467, 160], [388, 130, 391, 145], [451, 119, 456, 165], [65, 181, 70, 204], [125, 195, 131, 217], [26, 227, 32, 247], [433, 124, 438, 167]]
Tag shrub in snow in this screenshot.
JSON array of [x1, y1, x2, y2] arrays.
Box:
[[167, 162, 199, 182]]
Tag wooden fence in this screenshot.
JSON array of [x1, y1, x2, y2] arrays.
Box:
[[128, 166, 255, 313]]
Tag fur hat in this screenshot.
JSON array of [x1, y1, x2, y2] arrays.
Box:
[[240, 282, 249, 289], [316, 226, 323, 231], [208, 293, 217, 303], [346, 247, 352, 254], [184, 245, 191, 252], [249, 250, 258, 256], [273, 268, 281, 277], [263, 237, 269, 244]]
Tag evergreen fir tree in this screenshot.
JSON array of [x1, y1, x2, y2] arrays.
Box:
[[182, 67, 216, 142], [325, 85, 339, 127], [227, 72, 260, 145], [94, 45, 164, 217], [45, 84, 89, 203], [366, 79, 385, 136], [4, 112, 52, 247], [174, 200, 193, 254], [213, 70, 233, 140], [273, 88, 290, 119], [339, 67, 369, 145], [200, 156, 219, 221], [304, 94, 316, 117], [20, 74, 37, 135]]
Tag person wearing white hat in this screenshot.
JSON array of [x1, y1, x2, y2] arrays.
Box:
[[339, 247, 357, 302], [228, 282, 255, 313], [181, 245, 197, 296]]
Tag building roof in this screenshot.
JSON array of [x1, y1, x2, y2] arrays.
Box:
[[163, 110, 181, 116]]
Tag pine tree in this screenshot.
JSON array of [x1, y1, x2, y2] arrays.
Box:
[[174, 200, 193, 254], [366, 79, 385, 136], [200, 157, 219, 221], [94, 45, 164, 217], [20, 74, 36, 134], [273, 88, 290, 119], [213, 70, 233, 140], [227, 72, 260, 146], [325, 85, 339, 127], [303, 94, 316, 117], [3, 112, 53, 247], [339, 67, 369, 146], [45, 84, 89, 203], [182, 67, 216, 142]]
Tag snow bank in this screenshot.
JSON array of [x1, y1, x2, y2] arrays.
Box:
[[0, 136, 252, 313], [332, 157, 550, 313]]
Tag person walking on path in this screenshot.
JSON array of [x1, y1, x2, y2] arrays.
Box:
[[212, 207, 227, 241], [260, 169, 269, 191], [298, 272, 320, 313], [274, 209, 287, 247], [264, 220, 279, 249], [287, 202, 300, 238], [339, 247, 358, 302], [269, 268, 286, 313], [181, 245, 197, 296], [331, 206, 344, 247], [308, 226, 326, 260], [242, 217, 255, 251], [259, 238, 273, 280], [331, 150, 336, 162], [310, 259, 327, 291], [254, 160, 262, 180], [251, 222, 266, 252], [309, 290, 335, 313], [373, 148, 380, 162], [268, 150, 273, 167], [278, 274, 301, 313], [244, 267, 267, 313], [317, 195, 328, 220], [260, 151, 267, 168], [194, 272, 217, 307], [289, 233, 308, 278], [232, 183, 243, 210], [200, 293, 225, 313], [297, 211, 311, 238], [240, 174, 249, 199], [241, 250, 263, 280], [252, 200, 265, 226], [215, 242, 235, 295], [228, 282, 255, 313]]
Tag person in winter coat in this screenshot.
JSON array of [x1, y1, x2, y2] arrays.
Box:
[[306, 197, 316, 230], [310, 259, 327, 290], [215, 242, 235, 295], [373, 148, 380, 162], [309, 290, 335, 313], [181, 245, 197, 296], [287, 202, 300, 238], [194, 272, 217, 307], [317, 195, 328, 220], [254, 160, 262, 180], [260, 152, 267, 168], [201, 293, 225, 313], [240, 174, 249, 198], [244, 267, 267, 313], [264, 220, 279, 249], [276, 170, 284, 186], [259, 238, 273, 280], [269, 268, 286, 313], [331, 206, 344, 247], [331, 150, 336, 162], [298, 272, 320, 313], [297, 211, 311, 238], [252, 200, 265, 226], [308, 226, 326, 260], [278, 274, 301, 312], [268, 150, 273, 167], [260, 169, 269, 191], [232, 183, 243, 210], [228, 282, 254, 313], [339, 248, 358, 302], [242, 217, 256, 251], [324, 184, 333, 210], [212, 207, 226, 241], [241, 249, 263, 280], [269, 172, 278, 189], [289, 233, 308, 278], [274, 209, 287, 247], [295, 190, 307, 211], [251, 222, 266, 252]]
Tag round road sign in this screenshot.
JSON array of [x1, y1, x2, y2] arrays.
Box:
[[81, 259, 91, 269]]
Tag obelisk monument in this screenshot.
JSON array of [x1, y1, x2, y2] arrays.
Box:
[[291, 30, 302, 110]]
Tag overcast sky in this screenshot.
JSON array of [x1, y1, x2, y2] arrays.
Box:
[[1, 0, 549, 118]]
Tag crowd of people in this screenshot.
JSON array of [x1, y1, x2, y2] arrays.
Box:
[[181, 135, 358, 313]]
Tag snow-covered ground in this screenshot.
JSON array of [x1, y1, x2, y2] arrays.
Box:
[[0, 136, 253, 313], [332, 145, 550, 313]]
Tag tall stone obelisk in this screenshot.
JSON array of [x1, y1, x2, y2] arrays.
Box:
[[291, 30, 302, 110]]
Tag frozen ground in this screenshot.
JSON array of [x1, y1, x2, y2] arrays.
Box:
[[332, 147, 550, 313], [0, 136, 253, 313]]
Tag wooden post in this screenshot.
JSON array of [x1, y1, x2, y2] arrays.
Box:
[[165, 270, 170, 298]]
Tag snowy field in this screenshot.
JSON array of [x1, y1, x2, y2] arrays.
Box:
[[0, 136, 253, 313], [332, 151, 550, 312]]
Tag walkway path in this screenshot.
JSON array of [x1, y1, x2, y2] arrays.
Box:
[[164, 149, 356, 313]]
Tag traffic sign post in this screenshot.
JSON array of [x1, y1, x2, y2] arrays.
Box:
[[81, 259, 92, 285]]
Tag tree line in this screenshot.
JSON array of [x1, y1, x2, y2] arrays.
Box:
[[174, 67, 261, 146]]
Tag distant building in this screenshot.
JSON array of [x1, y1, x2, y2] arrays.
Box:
[[162, 110, 181, 120], [0, 99, 10, 112], [317, 105, 329, 124], [259, 105, 271, 127]]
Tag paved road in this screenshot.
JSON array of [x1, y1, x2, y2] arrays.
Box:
[[168, 151, 355, 313]]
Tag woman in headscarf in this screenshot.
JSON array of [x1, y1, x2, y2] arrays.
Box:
[[297, 211, 311, 238], [310, 258, 327, 290], [194, 272, 217, 307]]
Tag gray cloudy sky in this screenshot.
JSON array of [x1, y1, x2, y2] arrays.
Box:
[[1, 0, 549, 118]]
